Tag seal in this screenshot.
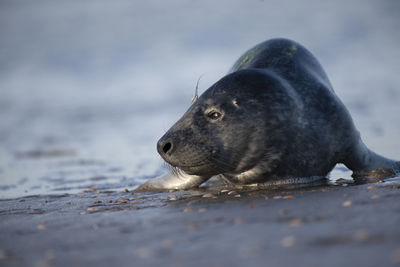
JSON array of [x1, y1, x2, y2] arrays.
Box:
[[137, 38, 400, 191]]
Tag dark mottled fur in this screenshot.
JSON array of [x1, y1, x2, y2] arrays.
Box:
[[153, 38, 399, 188]]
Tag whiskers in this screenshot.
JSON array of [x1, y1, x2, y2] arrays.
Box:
[[163, 162, 185, 177], [191, 74, 204, 103]]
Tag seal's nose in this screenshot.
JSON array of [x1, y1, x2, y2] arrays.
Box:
[[157, 138, 174, 157], [162, 141, 172, 154]]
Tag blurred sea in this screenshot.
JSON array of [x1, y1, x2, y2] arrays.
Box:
[[0, 0, 399, 198]]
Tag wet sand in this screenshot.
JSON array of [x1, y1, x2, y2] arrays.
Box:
[[1, 180, 400, 267]]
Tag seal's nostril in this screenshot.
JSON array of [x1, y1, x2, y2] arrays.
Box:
[[163, 142, 172, 154]]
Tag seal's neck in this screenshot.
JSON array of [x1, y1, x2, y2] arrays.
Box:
[[343, 139, 400, 176]]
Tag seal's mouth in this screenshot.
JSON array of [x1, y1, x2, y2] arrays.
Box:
[[162, 160, 212, 176], [178, 164, 215, 176], [162, 155, 229, 177], [177, 154, 236, 176]]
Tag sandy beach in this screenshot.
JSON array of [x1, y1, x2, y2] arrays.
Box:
[[1, 180, 400, 267]]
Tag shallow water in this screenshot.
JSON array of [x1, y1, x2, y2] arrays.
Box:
[[0, 0, 399, 198]]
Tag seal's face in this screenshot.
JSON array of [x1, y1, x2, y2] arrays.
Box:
[[157, 70, 287, 179]]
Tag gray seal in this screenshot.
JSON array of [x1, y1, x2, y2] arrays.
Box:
[[137, 38, 400, 190]]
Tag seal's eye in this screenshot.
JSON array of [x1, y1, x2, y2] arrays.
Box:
[[207, 111, 222, 120]]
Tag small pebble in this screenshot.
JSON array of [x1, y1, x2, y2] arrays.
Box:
[[342, 200, 352, 207], [281, 236, 296, 247], [135, 248, 152, 259], [198, 208, 207, 213], [289, 218, 303, 227], [354, 229, 369, 241], [227, 191, 237, 195], [273, 195, 282, 199], [130, 201, 144, 205], [367, 185, 378, 190], [392, 248, 400, 263], [37, 224, 46, 230], [87, 207, 99, 212], [202, 193, 214, 198], [0, 250, 7, 260], [371, 194, 380, 199], [220, 189, 229, 193], [234, 218, 244, 225], [163, 239, 174, 248], [283, 195, 294, 199], [168, 195, 177, 201], [279, 209, 287, 216], [234, 194, 241, 198], [123, 188, 129, 193], [80, 211, 87, 215], [184, 207, 193, 212], [188, 224, 198, 232]]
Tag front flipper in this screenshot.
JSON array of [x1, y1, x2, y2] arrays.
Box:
[[135, 171, 210, 191]]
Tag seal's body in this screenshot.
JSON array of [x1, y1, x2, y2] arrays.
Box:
[[137, 38, 399, 190]]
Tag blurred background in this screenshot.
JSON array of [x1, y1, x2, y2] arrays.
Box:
[[0, 0, 399, 198]]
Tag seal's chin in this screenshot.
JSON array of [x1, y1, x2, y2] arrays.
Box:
[[178, 164, 221, 177]]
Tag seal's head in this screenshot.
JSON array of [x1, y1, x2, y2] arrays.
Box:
[[157, 69, 294, 182]]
